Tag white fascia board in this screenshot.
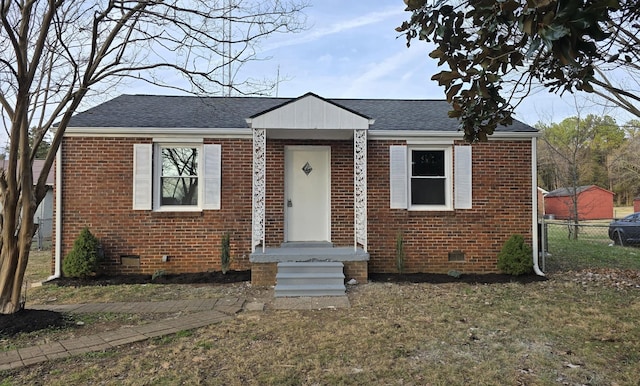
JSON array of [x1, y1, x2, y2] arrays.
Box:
[[152, 137, 204, 143], [369, 130, 539, 140], [369, 130, 463, 140], [64, 126, 252, 138]]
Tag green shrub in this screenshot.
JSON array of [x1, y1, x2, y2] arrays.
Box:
[[221, 232, 231, 274], [63, 227, 102, 278], [396, 231, 405, 274], [497, 234, 533, 275], [152, 270, 166, 281]]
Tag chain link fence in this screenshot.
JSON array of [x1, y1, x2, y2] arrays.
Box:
[[33, 217, 53, 250], [539, 218, 614, 271]]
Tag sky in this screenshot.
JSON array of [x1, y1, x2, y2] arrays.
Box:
[[252, 0, 632, 127], [123, 0, 632, 128], [4, 0, 634, 150]]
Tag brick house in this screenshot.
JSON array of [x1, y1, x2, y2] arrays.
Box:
[[543, 185, 614, 220], [52, 93, 542, 289]]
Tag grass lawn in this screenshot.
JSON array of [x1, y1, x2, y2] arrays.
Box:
[[2, 242, 640, 385], [545, 221, 640, 272], [24, 249, 52, 286]]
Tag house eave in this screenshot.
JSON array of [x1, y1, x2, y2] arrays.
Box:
[[63, 127, 538, 141], [245, 117, 376, 127], [368, 130, 539, 140], [64, 126, 252, 138]]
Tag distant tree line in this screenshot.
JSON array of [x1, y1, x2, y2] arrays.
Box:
[[538, 115, 640, 206]]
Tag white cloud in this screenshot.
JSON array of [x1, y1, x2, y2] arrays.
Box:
[[263, 6, 404, 52], [340, 47, 432, 98]]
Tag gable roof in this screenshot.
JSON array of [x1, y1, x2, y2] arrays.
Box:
[[248, 92, 372, 130], [0, 159, 54, 186], [67, 94, 537, 133], [249, 92, 372, 120], [545, 185, 613, 198]]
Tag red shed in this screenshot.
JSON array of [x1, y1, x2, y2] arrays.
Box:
[[634, 196, 640, 213], [544, 185, 614, 220]]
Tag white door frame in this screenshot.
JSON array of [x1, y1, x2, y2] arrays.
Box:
[[284, 145, 331, 242]]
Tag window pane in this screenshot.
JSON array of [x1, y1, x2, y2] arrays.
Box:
[[411, 178, 445, 205], [162, 148, 198, 177], [160, 147, 198, 206], [161, 177, 198, 205], [412, 150, 444, 177]]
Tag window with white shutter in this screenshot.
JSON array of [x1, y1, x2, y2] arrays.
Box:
[[132, 142, 222, 211], [390, 145, 461, 211]]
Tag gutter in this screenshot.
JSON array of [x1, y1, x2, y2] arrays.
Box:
[[48, 147, 62, 280], [531, 137, 545, 276]]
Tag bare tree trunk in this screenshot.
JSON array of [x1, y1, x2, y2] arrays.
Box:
[[0, 221, 34, 314], [0, 0, 306, 314]]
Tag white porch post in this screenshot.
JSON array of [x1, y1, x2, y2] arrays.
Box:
[[252, 128, 266, 253], [354, 129, 367, 251]]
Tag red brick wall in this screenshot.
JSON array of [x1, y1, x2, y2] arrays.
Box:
[[367, 140, 533, 274], [57, 137, 254, 275], [56, 136, 533, 276]]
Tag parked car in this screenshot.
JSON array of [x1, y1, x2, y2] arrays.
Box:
[[609, 212, 640, 246]]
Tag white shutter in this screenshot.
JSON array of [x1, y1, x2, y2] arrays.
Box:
[[202, 144, 221, 210], [389, 145, 408, 209], [133, 144, 152, 210], [454, 145, 472, 209]]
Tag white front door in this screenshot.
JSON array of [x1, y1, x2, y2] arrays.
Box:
[[285, 146, 331, 242]]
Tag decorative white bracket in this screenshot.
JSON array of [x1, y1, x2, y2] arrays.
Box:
[[251, 129, 266, 252], [354, 129, 367, 251]]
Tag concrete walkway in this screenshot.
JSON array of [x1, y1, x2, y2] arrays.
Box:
[[0, 298, 244, 371]]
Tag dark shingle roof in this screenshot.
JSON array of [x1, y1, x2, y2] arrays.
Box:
[[545, 185, 613, 198], [67, 94, 536, 132], [0, 159, 54, 185]]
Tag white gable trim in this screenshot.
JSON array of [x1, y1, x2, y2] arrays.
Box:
[[248, 94, 371, 130]]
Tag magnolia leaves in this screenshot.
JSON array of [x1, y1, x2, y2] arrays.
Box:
[[398, 0, 621, 142]]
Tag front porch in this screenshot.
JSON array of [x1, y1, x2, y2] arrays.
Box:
[[247, 94, 372, 293], [249, 244, 369, 287]]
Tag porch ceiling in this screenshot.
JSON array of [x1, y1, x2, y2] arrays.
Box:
[[265, 128, 356, 140]]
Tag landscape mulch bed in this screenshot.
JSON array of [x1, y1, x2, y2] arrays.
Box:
[[47, 270, 252, 286], [1, 271, 251, 338], [369, 272, 547, 284], [2, 271, 543, 338]]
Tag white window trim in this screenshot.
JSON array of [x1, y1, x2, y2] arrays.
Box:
[[408, 146, 453, 211], [153, 142, 204, 212]]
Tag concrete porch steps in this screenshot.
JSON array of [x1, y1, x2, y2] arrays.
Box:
[[275, 261, 345, 297]]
